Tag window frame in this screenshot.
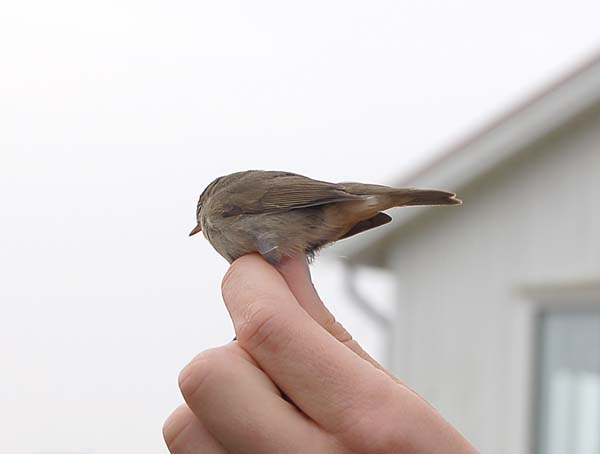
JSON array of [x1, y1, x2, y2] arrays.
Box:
[[518, 279, 600, 454]]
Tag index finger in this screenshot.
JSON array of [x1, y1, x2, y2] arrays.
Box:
[[276, 255, 401, 383], [221, 254, 397, 434]]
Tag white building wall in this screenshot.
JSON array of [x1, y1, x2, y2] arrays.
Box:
[[385, 105, 600, 454]]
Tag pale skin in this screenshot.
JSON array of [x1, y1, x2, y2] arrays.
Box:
[[163, 254, 478, 453]]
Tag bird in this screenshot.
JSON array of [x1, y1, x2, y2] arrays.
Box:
[[189, 170, 461, 264]]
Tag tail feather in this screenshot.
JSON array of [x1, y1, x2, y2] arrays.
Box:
[[396, 189, 462, 207]]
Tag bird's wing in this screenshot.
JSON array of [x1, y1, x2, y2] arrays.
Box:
[[224, 172, 363, 215], [259, 174, 363, 211]]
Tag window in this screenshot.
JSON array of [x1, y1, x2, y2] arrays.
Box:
[[536, 309, 600, 454]]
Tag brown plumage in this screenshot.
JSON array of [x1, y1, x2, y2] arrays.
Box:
[[189, 170, 461, 264]]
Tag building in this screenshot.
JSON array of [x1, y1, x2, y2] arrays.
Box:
[[339, 54, 600, 454]]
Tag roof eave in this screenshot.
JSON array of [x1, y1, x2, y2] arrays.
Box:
[[332, 52, 600, 267]]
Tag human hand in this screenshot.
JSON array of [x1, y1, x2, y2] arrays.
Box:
[[163, 254, 478, 453]]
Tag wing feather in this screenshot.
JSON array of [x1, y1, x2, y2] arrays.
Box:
[[259, 178, 362, 211], [222, 171, 363, 215]]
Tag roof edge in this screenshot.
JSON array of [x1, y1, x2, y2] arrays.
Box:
[[335, 51, 600, 266]]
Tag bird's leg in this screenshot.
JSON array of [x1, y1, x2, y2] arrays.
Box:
[[256, 235, 284, 265]]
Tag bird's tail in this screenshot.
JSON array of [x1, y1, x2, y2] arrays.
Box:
[[336, 183, 461, 216], [392, 189, 462, 207]]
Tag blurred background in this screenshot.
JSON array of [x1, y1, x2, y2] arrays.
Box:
[[1, 1, 599, 453]]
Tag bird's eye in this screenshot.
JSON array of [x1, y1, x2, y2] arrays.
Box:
[[196, 203, 202, 217]]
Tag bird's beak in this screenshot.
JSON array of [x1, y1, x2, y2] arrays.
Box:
[[189, 224, 202, 236]]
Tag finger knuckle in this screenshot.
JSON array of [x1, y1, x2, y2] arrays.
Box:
[[162, 405, 194, 451], [178, 348, 229, 401], [237, 301, 288, 353]]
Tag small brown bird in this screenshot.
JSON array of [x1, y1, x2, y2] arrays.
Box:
[[189, 170, 461, 264]]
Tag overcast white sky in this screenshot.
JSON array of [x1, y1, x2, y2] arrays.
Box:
[[1, 1, 599, 453]]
